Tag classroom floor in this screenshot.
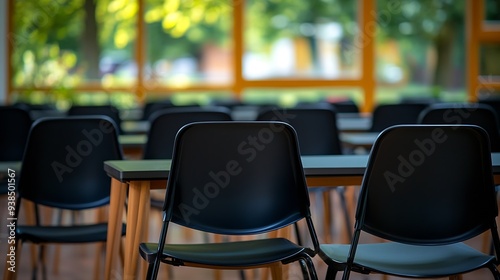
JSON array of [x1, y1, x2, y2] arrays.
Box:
[[0, 189, 496, 280]]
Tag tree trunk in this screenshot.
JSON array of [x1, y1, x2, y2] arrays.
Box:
[[432, 20, 456, 92], [82, 0, 100, 81]]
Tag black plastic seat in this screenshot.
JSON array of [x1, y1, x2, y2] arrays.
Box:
[[139, 121, 319, 280], [143, 106, 232, 159], [7, 116, 125, 279], [0, 106, 32, 194], [369, 103, 429, 132], [319, 125, 500, 280], [418, 103, 500, 152], [67, 105, 123, 134], [257, 105, 352, 241]]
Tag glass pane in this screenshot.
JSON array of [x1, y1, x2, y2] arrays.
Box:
[[144, 0, 233, 86], [480, 44, 500, 77], [11, 90, 137, 111], [484, 0, 500, 22], [479, 44, 500, 98], [244, 0, 359, 80], [242, 88, 363, 108], [375, 0, 466, 103], [11, 0, 137, 88]]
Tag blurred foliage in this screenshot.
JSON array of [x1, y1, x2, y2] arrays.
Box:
[[10, 0, 479, 107], [245, 0, 355, 51]]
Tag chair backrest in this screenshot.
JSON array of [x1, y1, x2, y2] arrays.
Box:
[[142, 100, 202, 121], [18, 116, 123, 210], [164, 121, 312, 236], [143, 107, 232, 159], [67, 105, 123, 134], [0, 106, 32, 161], [369, 103, 429, 132], [328, 99, 360, 113], [256, 106, 343, 155], [357, 125, 497, 245], [418, 103, 500, 152], [478, 97, 500, 126]]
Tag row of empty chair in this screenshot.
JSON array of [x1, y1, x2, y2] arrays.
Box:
[[4, 117, 500, 280], [2, 99, 500, 279]]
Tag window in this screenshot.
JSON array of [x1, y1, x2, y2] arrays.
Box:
[[9, 0, 486, 111]]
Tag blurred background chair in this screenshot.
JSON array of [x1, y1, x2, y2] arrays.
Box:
[[139, 121, 319, 280], [369, 103, 430, 132], [326, 98, 360, 114], [141, 99, 201, 121], [3, 116, 126, 280], [478, 96, 500, 130], [418, 103, 500, 152], [67, 105, 123, 134], [143, 106, 232, 159], [319, 125, 500, 280], [0, 106, 32, 194], [256, 105, 353, 244]]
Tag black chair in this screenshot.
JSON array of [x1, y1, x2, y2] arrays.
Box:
[[479, 96, 500, 126], [141, 100, 174, 121], [319, 125, 500, 280], [327, 99, 360, 113], [256, 105, 353, 243], [67, 105, 123, 134], [139, 121, 319, 280], [369, 103, 429, 132], [0, 106, 32, 194], [143, 106, 232, 159], [6, 116, 125, 280], [418, 103, 500, 152]]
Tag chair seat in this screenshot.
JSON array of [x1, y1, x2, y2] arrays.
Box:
[[140, 237, 307, 267], [320, 242, 496, 278], [17, 223, 126, 244]]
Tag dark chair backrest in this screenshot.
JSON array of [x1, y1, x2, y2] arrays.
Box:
[[478, 97, 500, 127], [0, 106, 32, 161], [164, 121, 312, 236], [328, 99, 360, 113], [418, 103, 500, 152], [143, 107, 232, 159], [357, 125, 497, 244], [67, 105, 122, 134], [18, 117, 123, 210], [369, 103, 429, 132], [256, 106, 343, 155], [142, 100, 201, 121]]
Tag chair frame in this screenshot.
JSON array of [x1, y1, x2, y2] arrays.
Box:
[[319, 125, 500, 280], [3, 116, 125, 280], [140, 121, 320, 280]]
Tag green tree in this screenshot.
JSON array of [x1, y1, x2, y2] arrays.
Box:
[[376, 0, 465, 93]]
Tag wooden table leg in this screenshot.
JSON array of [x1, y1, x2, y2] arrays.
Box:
[[322, 190, 333, 243], [124, 181, 150, 280], [140, 191, 151, 280], [105, 179, 127, 280]]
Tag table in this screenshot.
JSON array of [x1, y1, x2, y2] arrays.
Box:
[[118, 131, 378, 158], [340, 132, 379, 150], [120, 113, 372, 135], [103, 154, 500, 280]]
